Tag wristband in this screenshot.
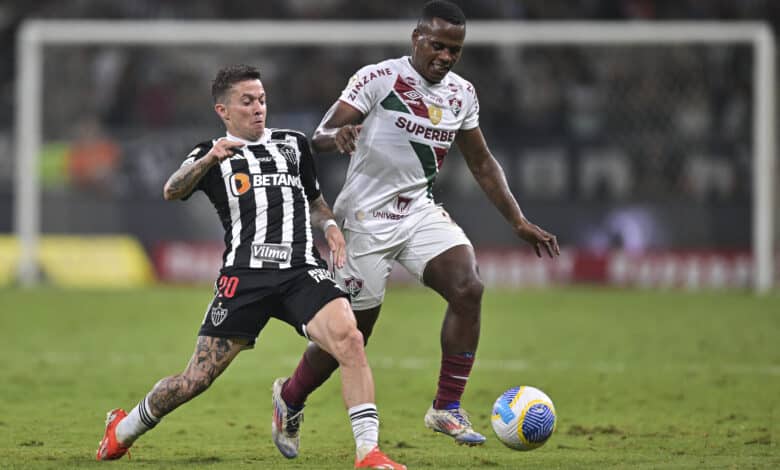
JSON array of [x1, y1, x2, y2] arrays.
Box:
[[322, 219, 338, 232]]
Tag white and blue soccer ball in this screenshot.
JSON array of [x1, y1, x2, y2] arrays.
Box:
[[491, 385, 557, 451]]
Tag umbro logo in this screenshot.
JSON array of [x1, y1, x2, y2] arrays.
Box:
[[403, 90, 423, 101]]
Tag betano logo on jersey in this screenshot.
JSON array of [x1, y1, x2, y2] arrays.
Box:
[[227, 172, 302, 197], [229, 173, 251, 196]]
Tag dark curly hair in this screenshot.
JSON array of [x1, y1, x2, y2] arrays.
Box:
[[419, 0, 466, 26]]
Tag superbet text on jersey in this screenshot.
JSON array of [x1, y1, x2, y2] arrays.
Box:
[[331, 56, 479, 234]]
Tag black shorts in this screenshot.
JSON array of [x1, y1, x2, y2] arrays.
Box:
[[198, 265, 349, 346]]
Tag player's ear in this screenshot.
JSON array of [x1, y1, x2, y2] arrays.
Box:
[[215, 103, 229, 121], [412, 28, 422, 55]]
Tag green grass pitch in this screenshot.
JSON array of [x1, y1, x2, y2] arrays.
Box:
[[1, 286, 778, 469]]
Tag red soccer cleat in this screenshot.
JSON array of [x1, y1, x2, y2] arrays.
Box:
[[354, 446, 406, 469], [96, 408, 131, 461]]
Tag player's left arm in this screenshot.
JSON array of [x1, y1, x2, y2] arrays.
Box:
[[456, 127, 560, 258]]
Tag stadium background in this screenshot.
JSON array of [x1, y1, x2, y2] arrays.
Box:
[[0, 0, 778, 288]]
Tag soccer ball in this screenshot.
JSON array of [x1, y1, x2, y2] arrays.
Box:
[[491, 385, 557, 450]]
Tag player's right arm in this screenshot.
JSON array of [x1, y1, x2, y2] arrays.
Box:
[[163, 139, 243, 200], [311, 101, 364, 155], [313, 62, 392, 155]]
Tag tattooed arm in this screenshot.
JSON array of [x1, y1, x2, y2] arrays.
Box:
[[309, 195, 336, 231], [163, 139, 243, 200]]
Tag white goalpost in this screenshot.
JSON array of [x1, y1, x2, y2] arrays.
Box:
[[14, 20, 776, 292]]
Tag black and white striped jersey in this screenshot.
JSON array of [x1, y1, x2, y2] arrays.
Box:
[[180, 128, 326, 270]]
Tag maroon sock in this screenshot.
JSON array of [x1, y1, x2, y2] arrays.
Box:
[[434, 352, 475, 409], [281, 354, 331, 408]]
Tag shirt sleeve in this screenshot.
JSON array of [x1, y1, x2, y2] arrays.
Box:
[[179, 140, 215, 200], [337, 63, 390, 115], [296, 135, 322, 201], [460, 82, 480, 131]]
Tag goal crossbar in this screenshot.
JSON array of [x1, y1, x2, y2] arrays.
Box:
[[14, 20, 776, 292]]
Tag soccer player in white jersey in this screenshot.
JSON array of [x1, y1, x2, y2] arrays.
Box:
[[270, 0, 560, 452], [96, 64, 405, 470]]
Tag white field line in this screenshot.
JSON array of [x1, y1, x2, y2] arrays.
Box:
[[29, 352, 780, 376]]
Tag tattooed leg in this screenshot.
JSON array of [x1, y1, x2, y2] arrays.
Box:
[[147, 336, 244, 418]]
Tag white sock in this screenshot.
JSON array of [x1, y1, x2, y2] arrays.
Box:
[[115, 394, 160, 445], [349, 403, 379, 459]]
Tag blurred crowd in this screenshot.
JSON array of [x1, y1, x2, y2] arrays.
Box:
[[1, 0, 778, 22], [0, 0, 776, 247]]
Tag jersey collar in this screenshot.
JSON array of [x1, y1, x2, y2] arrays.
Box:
[[225, 130, 270, 146], [404, 55, 446, 89]]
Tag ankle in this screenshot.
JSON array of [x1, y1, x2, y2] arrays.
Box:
[[433, 400, 460, 410], [356, 444, 376, 461]]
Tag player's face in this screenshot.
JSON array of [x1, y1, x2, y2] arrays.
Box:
[[219, 79, 267, 141], [411, 18, 465, 83]]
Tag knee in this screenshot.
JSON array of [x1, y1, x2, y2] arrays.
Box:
[[340, 327, 366, 356], [333, 326, 367, 366], [450, 275, 484, 306]]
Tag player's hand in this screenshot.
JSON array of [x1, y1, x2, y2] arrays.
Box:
[[515, 220, 560, 258], [207, 139, 244, 163], [325, 225, 347, 269], [334, 124, 362, 155]]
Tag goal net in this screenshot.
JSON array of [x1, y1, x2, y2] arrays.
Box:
[[8, 20, 776, 292]]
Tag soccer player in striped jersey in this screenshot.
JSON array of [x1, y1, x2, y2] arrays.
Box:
[[96, 64, 405, 469], [276, 0, 560, 448]]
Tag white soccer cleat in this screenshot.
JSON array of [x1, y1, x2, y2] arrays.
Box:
[[271, 378, 304, 458], [424, 405, 487, 446]]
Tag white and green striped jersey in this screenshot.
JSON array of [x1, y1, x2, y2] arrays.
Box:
[[330, 56, 480, 234]]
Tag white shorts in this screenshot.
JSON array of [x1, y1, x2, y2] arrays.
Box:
[[335, 204, 472, 310]]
